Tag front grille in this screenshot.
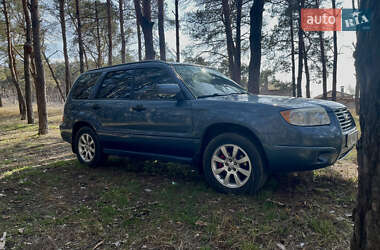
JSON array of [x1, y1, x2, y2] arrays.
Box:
[[334, 108, 355, 132]]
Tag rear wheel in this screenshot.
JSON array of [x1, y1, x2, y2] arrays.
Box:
[[202, 133, 267, 194], [75, 127, 107, 167]]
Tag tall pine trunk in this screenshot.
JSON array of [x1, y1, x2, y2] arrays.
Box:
[[319, 31, 327, 99], [31, 0, 48, 135], [175, 0, 180, 62], [136, 13, 142, 61], [234, 0, 242, 84], [332, 0, 338, 101], [221, 0, 235, 80], [2, 0, 27, 120], [22, 0, 34, 124], [95, 0, 102, 67], [296, 0, 305, 98], [75, 0, 84, 73], [119, 0, 126, 63], [351, 0, 380, 248], [289, 5, 296, 97], [158, 0, 166, 61], [248, 0, 265, 94], [352, 0, 360, 113], [134, 0, 155, 60], [107, 0, 113, 66], [58, 0, 71, 96], [304, 43, 311, 98]]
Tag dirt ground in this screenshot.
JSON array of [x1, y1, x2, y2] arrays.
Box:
[[0, 105, 359, 249]]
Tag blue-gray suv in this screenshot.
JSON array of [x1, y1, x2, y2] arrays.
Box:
[[60, 61, 358, 194]]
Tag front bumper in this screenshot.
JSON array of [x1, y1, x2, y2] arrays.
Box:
[[264, 145, 340, 172], [263, 128, 358, 173]]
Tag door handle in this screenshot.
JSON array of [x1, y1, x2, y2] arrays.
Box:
[[131, 105, 146, 112], [91, 104, 101, 110]]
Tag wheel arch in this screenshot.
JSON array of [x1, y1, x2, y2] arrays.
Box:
[[72, 121, 96, 153], [198, 123, 269, 172]]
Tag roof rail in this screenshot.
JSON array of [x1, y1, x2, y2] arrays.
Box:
[[87, 60, 167, 72]]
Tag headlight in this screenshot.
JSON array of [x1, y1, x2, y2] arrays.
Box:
[[280, 107, 330, 126]]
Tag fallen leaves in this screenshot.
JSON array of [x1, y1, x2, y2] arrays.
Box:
[[276, 242, 286, 250], [0, 232, 6, 250], [92, 240, 104, 250], [266, 198, 286, 207], [195, 220, 208, 227]]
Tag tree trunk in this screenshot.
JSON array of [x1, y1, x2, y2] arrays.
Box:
[[248, 0, 265, 94], [351, 1, 380, 249], [353, 0, 360, 114], [319, 31, 327, 99], [332, 0, 338, 101], [136, 12, 142, 61], [304, 43, 311, 98], [134, 0, 155, 60], [75, 0, 84, 73], [0, 95, 2, 107], [221, 0, 236, 81], [22, 0, 34, 124], [95, 0, 102, 67], [289, 5, 296, 97], [58, 0, 71, 96], [83, 47, 89, 70], [2, 0, 27, 120], [31, 0, 48, 135], [296, 0, 305, 98], [158, 0, 166, 61], [107, 0, 113, 66], [175, 0, 180, 62], [119, 0, 126, 63], [234, 0, 242, 84]]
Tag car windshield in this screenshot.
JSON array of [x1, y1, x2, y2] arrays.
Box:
[[172, 65, 247, 98]]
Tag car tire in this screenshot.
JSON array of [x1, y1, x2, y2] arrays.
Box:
[[75, 126, 107, 168], [202, 133, 267, 194]]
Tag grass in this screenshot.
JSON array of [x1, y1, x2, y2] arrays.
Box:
[[0, 104, 359, 249]]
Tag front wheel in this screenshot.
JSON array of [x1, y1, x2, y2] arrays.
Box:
[[202, 133, 267, 194], [75, 127, 106, 167]]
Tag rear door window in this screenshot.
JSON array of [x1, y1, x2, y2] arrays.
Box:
[[96, 70, 135, 99], [71, 72, 102, 99]]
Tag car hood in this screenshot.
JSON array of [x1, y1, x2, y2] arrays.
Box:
[[200, 94, 345, 111]]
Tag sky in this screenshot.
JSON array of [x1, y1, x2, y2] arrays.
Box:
[[46, 0, 357, 98]]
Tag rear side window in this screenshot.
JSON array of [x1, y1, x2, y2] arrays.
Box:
[[71, 73, 102, 99], [96, 70, 135, 99]]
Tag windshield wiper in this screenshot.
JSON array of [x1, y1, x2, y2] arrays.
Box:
[[226, 92, 247, 96], [197, 93, 228, 99]]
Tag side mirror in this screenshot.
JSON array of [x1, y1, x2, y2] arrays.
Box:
[[156, 84, 183, 100]]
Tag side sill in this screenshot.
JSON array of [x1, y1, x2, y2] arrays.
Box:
[[103, 149, 194, 164]]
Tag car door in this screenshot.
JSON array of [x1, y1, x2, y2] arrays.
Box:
[[91, 68, 137, 150], [126, 67, 195, 157]]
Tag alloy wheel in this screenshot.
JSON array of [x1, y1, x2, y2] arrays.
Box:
[[211, 144, 252, 188], [78, 133, 95, 162]]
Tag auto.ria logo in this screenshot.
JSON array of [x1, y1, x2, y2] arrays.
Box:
[[301, 8, 370, 31]]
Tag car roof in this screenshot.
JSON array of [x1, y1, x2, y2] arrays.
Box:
[[86, 60, 205, 73]]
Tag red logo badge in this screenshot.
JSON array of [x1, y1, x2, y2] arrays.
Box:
[[301, 9, 342, 31]]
